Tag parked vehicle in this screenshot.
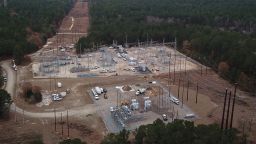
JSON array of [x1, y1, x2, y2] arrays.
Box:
[[91, 88, 99, 100], [162, 114, 168, 121], [149, 81, 156, 84], [57, 82, 62, 88], [136, 88, 146, 95], [110, 107, 115, 112], [60, 92, 67, 97], [170, 96, 180, 105], [95, 87, 102, 94], [52, 94, 63, 101], [184, 113, 195, 119]]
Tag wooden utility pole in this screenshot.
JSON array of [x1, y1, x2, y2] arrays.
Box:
[[187, 80, 189, 101], [67, 110, 69, 138], [173, 58, 176, 83], [201, 65, 203, 76], [230, 83, 237, 128], [221, 88, 228, 130], [173, 38, 177, 83], [168, 52, 171, 110], [225, 91, 232, 130], [50, 74, 52, 93], [14, 105, 17, 122], [161, 88, 164, 108], [158, 86, 160, 111], [179, 58, 182, 78], [172, 106, 175, 121], [185, 56, 187, 75], [54, 108, 57, 132], [196, 83, 198, 104], [182, 82, 184, 108], [61, 112, 63, 136], [178, 79, 181, 98], [22, 109, 25, 124]]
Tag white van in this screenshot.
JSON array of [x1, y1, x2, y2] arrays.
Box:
[[170, 96, 180, 105], [91, 89, 99, 100], [184, 113, 195, 119]]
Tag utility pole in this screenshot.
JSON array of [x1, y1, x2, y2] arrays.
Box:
[[196, 83, 198, 104], [172, 106, 175, 121], [14, 104, 17, 122], [54, 108, 57, 132], [161, 87, 164, 108], [186, 80, 189, 101], [201, 65, 203, 76], [178, 79, 181, 98], [179, 58, 182, 78], [230, 83, 237, 128], [182, 81, 184, 108], [185, 56, 187, 75], [23, 109, 25, 124], [61, 112, 63, 137], [168, 52, 171, 99], [158, 86, 160, 111], [221, 88, 228, 130], [225, 91, 232, 130], [173, 38, 177, 83], [67, 110, 69, 138]]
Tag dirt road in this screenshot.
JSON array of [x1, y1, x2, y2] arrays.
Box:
[[1, 60, 100, 118]]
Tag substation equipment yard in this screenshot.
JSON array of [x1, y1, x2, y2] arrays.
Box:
[[27, 44, 202, 133], [89, 82, 196, 133], [32, 45, 198, 78]]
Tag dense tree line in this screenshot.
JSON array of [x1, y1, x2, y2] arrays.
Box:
[[0, 89, 12, 118], [0, 66, 4, 88], [101, 119, 245, 144], [59, 138, 87, 144], [78, 0, 256, 93], [0, 0, 75, 64]]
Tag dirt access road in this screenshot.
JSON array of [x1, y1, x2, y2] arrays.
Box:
[[1, 60, 99, 118], [0, 2, 107, 143], [30, 0, 89, 59], [1, 0, 92, 118]]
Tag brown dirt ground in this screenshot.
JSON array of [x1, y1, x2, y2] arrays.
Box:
[[59, 1, 89, 33], [155, 69, 256, 142], [0, 113, 106, 144], [36, 1, 89, 54], [6, 0, 256, 142], [15, 75, 147, 112], [12, 67, 256, 143]]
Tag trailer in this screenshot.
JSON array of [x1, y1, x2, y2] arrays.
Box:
[[57, 82, 62, 88]]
